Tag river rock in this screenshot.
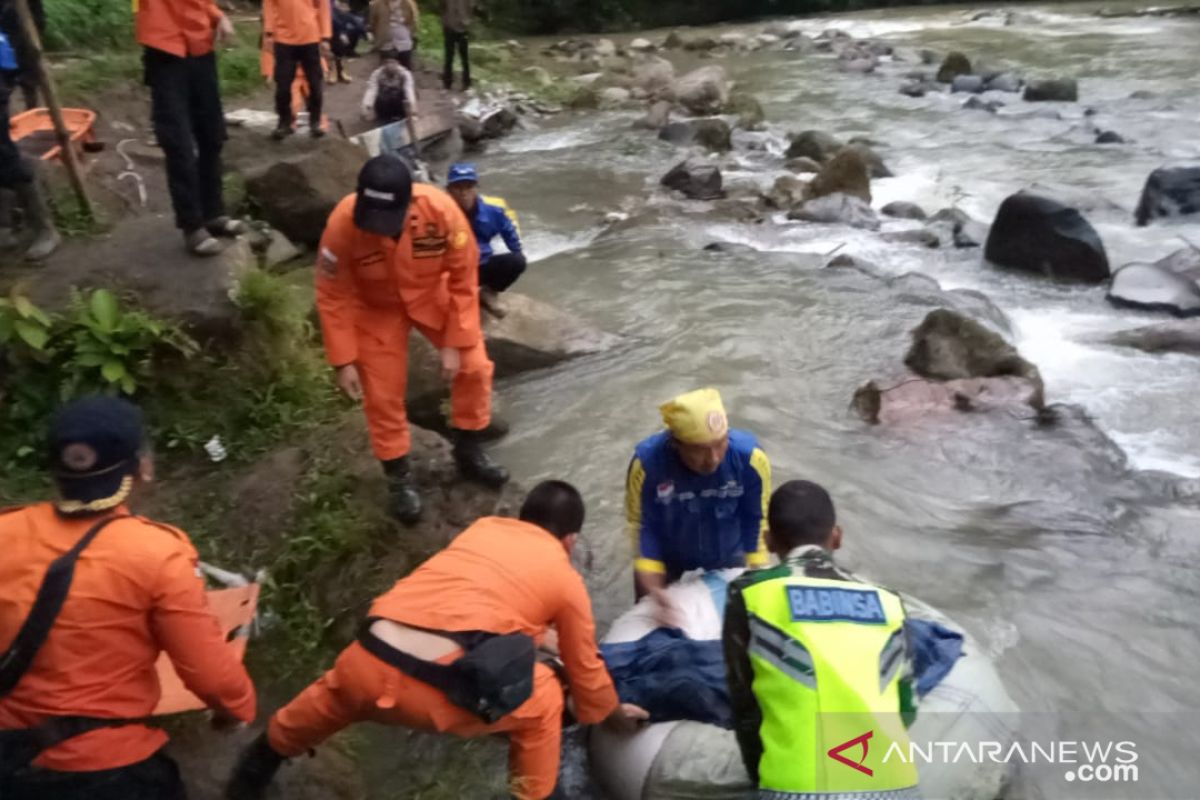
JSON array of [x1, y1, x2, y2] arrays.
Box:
[[682, 36, 720, 53], [951, 75, 986, 94], [845, 142, 892, 179], [1024, 79, 1078, 102], [481, 107, 519, 139], [1134, 166, 1200, 226], [673, 65, 730, 116], [963, 96, 1003, 113], [593, 38, 618, 58], [244, 140, 367, 248], [882, 201, 928, 220], [1107, 253, 1200, 316], [805, 147, 872, 203], [937, 52, 973, 83], [1099, 320, 1200, 355], [703, 241, 758, 254], [986, 73, 1023, 93], [632, 57, 676, 96], [1095, 131, 1125, 144], [726, 92, 766, 130], [633, 100, 672, 130], [883, 229, 941, 248], [900, 81, 938, 98], [661, 159, 725, 200], [629, 37, 655, 52], [852, 376, 1043, 425], [658, 118, 732, 152], [599, 87, 633, 107], [789, 193, 880, 230], [785, 130, 844, 163], [905, 308, 1043, 389], [662, 31, 684, 49], [785, 156, 823, 174], [764, 175, 808, 209], [928, 207, 988, 249], [984, 192, 1110, 282]]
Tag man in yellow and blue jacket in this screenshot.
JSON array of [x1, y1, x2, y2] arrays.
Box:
[[446, 163, 526, 310], [724, 480, 920, 800], [626, 388, 772, 606]]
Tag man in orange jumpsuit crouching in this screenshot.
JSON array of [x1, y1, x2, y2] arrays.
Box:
[[316, 155, 509, 523], [225, 481, 648, 800]]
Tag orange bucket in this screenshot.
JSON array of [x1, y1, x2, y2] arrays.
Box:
[[10, 107, 97, 161]]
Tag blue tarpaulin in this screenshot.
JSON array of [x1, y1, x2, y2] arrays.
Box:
[[600, 619, 965, 728]]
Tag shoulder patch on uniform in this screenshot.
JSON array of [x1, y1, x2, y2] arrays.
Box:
[[787, 585, 886, 625], [451, 229, 470, 250]]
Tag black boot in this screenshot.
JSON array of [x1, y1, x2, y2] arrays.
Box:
[[452, 429, 509, 488], [383, 456, 422, 523], [226, 733, 286, 800]]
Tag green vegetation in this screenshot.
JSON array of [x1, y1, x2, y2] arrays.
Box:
[[44, 0, 132, 51]]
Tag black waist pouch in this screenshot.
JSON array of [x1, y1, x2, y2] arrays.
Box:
[[359, 621, 536, 724]]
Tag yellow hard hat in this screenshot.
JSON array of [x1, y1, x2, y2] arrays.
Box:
[[660, 388, 729, 445]]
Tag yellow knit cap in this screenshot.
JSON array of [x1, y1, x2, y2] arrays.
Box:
[[660, 388, 729, 444]]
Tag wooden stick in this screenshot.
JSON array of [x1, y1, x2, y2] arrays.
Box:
[[11, 0, 92, 219]]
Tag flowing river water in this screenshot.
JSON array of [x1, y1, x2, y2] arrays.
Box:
[[379, 4, 1200, 797]]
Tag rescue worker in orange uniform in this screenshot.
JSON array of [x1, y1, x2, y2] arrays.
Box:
[[225, 481, 648, 800], [0, 397, 257, 800], [263, 0, 332, 140], [316, 155, 509, 523]]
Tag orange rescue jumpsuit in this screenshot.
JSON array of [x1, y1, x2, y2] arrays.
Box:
[[316, 185, 492, 461], [268, 517, 620, 800], [0, 504, 257, 772]]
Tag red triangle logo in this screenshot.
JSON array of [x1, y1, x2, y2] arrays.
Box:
[[827, 730, 874, 777]]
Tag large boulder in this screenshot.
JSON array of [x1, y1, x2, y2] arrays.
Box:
[[805, 148, 872, 203], [633, 100, 672, 130], [845, 142, 892, 179], [480, 106, 520, 139], [726, 93, 766, 130], [632, 56, 676, 96], [984, 192, 1110, 282], [658, 118, 732, 152], [927, 207, 988, 249], [785, 130, 844, 163], [661, 160, 725, 200], [951, 75, 985, 94], [1134, 166, 1200, 226], [1099, 320, 1200, 355], [882, 201, 928, 220], [904, 308, 1044, 395], [936, 52, 973, 83], [1023, 79, 1078, 102], [673, 65, 730, 116], [788, 194, 880, 230], [853, 376, 1042, 425], [986, 73, 1023, 93], [244, 140, 367, 247], [1106, 250, 1200, 316]]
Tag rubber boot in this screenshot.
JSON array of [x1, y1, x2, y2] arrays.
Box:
[[452, 429, 510, 488], [0, 189, 16, 250], [382, 456, 422, 523], [225, 733, 286, 800], [16, 179, 62, 262]]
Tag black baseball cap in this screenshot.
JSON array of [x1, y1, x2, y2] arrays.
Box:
[[49, 396, 144, 512], [353, 155, 414, 238]]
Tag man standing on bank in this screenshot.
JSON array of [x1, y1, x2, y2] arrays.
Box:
[[264, 0, 332, 140], [441, 0, 471, 91], [136, 0, 246, 255], [315, 155, 508, 523]]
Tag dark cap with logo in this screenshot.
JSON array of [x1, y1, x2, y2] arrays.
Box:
[[353, 155, 414, 238], [49, 396, 144, 511]]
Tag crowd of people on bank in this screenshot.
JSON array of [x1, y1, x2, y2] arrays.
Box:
[[2, 1, 923, 798]]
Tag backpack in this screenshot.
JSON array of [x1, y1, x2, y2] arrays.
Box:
[[374, 67, 408, 122]]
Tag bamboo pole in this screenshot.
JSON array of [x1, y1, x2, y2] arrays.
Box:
[[11, 0, 92, 219]]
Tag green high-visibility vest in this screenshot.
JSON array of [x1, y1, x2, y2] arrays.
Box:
[[741, 574, 920, 799]]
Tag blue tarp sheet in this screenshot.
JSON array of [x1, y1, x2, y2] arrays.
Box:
[[600, 619, 964, 728]]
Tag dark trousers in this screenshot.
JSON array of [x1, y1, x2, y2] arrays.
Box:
[[0, 76, 33, 189], [143, 47, 226, 233], [1, 750, 187, 800], [274, 42, 324, 129], [480, 252, 526, 293], [442, 27, 470, 90]]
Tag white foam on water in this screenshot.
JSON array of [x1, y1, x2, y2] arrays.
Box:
[[524, 228, 600, 263]]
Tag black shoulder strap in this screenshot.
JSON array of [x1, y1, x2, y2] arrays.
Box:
[[0, 514, 130, 697]]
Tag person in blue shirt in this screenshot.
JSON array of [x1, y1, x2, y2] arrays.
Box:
[[625, 388, 772, 608], [446, 162, 526, 314]]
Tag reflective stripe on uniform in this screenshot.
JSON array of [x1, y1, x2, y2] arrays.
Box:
[[878, 627, 906, 694], [749, 614, 816, 690]]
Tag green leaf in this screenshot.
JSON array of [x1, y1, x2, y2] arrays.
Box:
[[120, 375, 137, 395], [101, 360, 126, 383], [74, 352, 107, 367], [14, 320, 49, 351], [90, 290, 120, 332], [13, 295, 37, 319]]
